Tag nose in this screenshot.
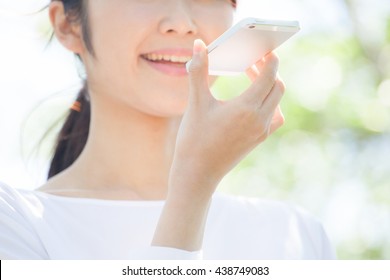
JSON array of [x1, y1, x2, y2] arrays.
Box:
[[158, 1, 198, 36]]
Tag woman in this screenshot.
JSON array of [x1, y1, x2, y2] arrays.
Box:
[[0, 0, 334, 259]]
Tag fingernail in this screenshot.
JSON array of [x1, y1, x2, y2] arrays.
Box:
[[193, 39, 205, 55], [187, 40, 204, 73]]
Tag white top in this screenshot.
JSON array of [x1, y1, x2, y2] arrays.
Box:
[[0, 182, 335, 260]]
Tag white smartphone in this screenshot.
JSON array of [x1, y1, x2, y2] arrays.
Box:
[[206, 17, 300, 75]]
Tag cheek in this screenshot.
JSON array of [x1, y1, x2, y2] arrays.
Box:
[[87, 18, 152, 88], [195, 6, 234, 44]]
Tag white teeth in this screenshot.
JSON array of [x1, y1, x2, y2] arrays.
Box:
[[171, 56, 180, 63], [144, 53, 192, 63]]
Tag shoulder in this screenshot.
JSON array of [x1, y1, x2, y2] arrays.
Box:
[[0, 182, 49, 259], [0, 182, 24, 211], [0, 182, 40, 213], [212, 191, 310, 221], [210, 192, 336, 259]]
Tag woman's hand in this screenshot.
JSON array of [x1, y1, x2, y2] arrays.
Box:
[[152, 39, 285, 252], [170, 39, 285, 197]]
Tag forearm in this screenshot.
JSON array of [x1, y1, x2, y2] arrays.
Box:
[[151, 177, 215, 251]]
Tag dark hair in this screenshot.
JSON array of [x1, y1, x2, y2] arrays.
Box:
[[48, 0, 92, 178], [47, 0, 237, 179]]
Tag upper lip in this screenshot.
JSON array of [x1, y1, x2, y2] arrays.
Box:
[[141, 48, 193, 63]]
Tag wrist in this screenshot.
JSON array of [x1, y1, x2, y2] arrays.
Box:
[[152, 184, 214, 251], [167, 173, 219, 206], [168, 162, 221, 198]]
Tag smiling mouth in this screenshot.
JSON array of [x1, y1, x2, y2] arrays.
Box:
[[141, 53, 192, 65]]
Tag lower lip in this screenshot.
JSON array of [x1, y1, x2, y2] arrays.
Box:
[[142, 57, 188, 77]]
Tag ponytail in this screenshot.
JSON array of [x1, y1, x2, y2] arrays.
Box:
[[47, 82, 90, 178]]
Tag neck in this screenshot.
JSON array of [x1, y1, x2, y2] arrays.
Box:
[[50, 93, 182, 200]]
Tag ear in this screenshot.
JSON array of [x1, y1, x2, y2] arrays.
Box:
[[49, 1, 84, 54]]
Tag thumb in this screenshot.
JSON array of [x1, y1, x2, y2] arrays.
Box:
[[186, 39, 210, 104]]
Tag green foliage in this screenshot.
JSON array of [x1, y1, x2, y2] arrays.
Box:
[[212, 1, 390, 260]]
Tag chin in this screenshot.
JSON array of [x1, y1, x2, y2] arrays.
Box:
[[140, 96, 188, 118], [157, 88, 189, 116], [159, 101, 188, 117]]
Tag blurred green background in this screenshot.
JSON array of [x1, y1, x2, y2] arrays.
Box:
[[0, 0, 389, 259], [212, 0, 390, 259]]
